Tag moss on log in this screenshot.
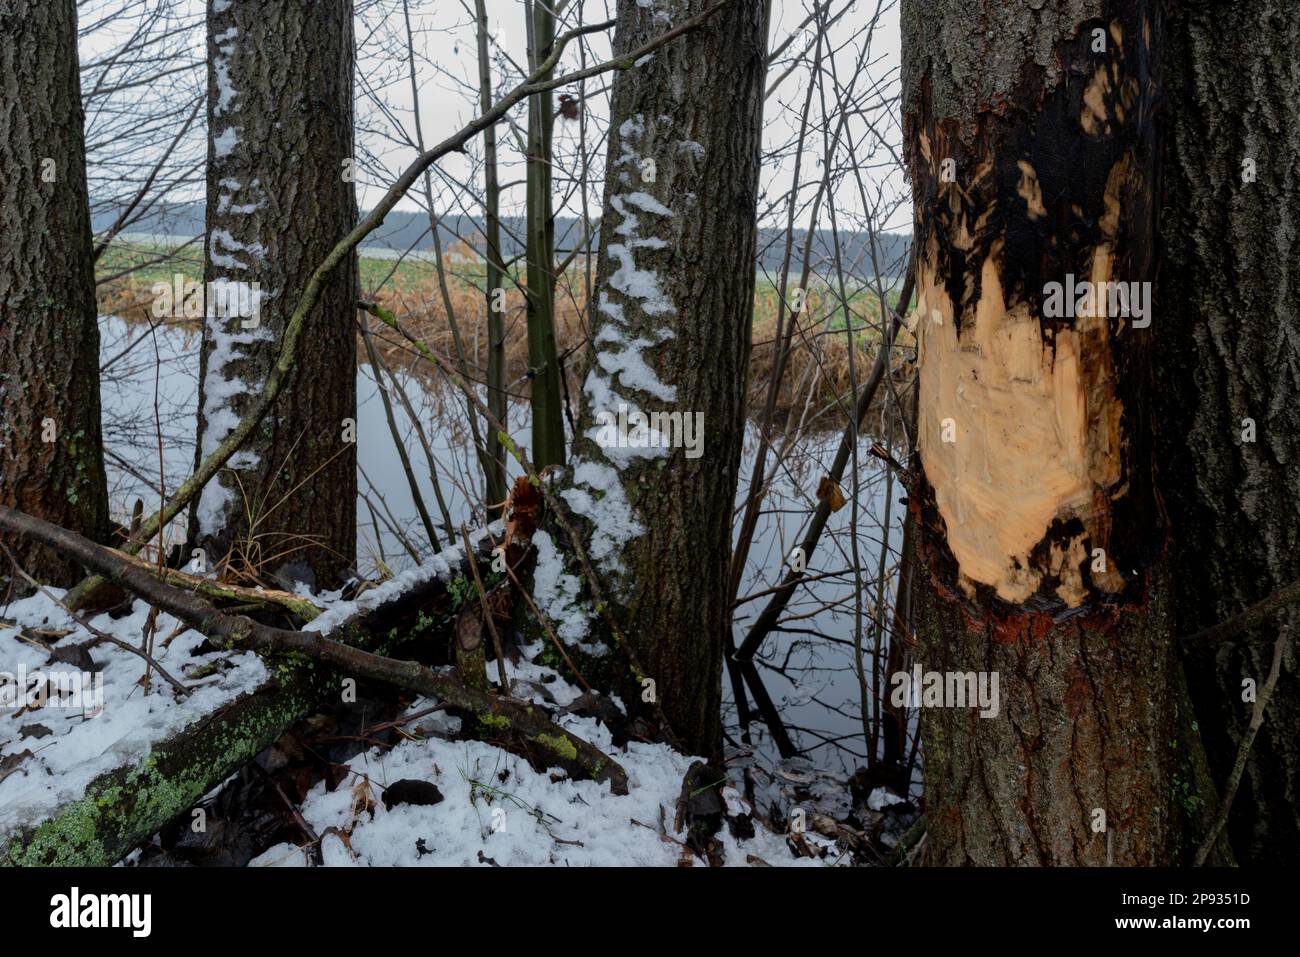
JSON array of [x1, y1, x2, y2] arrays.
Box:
[[0, 518, 628, 864], [1, 673, 321, 867]]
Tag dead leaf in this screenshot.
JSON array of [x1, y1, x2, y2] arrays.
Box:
[[503, 475, 542, 550], [349, 773, 376, 820], [816, 476, 846, 512], [557, 93, 581, 121]]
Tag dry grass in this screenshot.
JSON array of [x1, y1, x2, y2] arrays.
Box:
[[97, 251, 912, 430], [362, 259, 910, 426]]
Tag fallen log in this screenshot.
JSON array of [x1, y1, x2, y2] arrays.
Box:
[[0, 524, 474, 865], [3, 670, 322, 866], [0, 508, 628, 865]]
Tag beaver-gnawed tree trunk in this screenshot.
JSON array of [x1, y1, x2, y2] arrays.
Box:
[[190, 0, 358, 589], [0, 0, 110, 588], [1155, 0, 1300, 866], [557, 0, 766, 759], [902, 0, 1183, 864]]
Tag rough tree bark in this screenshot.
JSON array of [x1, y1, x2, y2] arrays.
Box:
[[190, 0, 358, 589], [558, 0, 766, 758], [0, 0, 110, 586], [902, 0, 1184, 864], [1156, 0, 1300, 866]]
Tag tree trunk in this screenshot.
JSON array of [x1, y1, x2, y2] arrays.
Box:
[[902, 0, 1182, 864], [476, 0, 509, 513], [561, 0, 766, 758], [1156, 0, 1300, 866], [191, 0, 358, 589], [524, 0, 567, 471], [0, 0, 110, 586]]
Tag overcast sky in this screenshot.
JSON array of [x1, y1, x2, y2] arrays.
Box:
[[81, 0, 908, 233]]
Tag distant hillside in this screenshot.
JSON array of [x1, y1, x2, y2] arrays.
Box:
[[97, 202, 909, 277]]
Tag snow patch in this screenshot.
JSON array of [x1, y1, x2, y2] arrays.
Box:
[[212, 126, 240, 160], [194, 311, 273, 536], [304, 524, 504, 636], [560, 460, 645, 574], [529, 530, 600, 652], [266, 643, 817, 868], [208, 229, 266, 271], [0, 592, 268, 844]]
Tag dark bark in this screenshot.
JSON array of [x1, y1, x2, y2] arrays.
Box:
[[0, 0, 110, 586], [191, 0, 358, 589], [476, 0, 509, 512], [524, 0, 567, 472], [903, 0, 1183, 863], [561, 0, 766, 758], [1156, 0, 1300, 865]]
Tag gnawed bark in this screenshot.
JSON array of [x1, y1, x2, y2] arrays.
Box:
[[903, 0, 1183, 863]]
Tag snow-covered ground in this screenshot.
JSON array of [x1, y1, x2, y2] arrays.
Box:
[[0, 314, 907, 865], [0, 590, 268, 842], [1, 565, 829, 866], [250, 642, 828, 868], [0, 530, 490, 857]]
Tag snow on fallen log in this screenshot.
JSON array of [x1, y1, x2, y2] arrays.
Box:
[[0, 592, 272, 865], [0, 528, 496, 866]]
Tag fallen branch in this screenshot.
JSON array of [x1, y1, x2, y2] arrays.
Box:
[[0, 506, 628, 796], [3, 522, 478, 865], [1178, 578, 1300, 646], [0, 544, 189, 699], [118, 552, 322, 622], [2, 667, 322, 866]]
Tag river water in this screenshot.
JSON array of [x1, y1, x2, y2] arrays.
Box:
[[97, 314, 907, 778]]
